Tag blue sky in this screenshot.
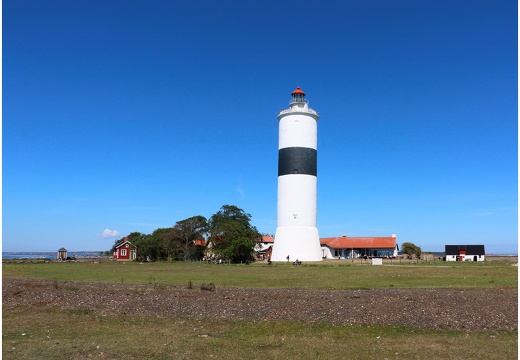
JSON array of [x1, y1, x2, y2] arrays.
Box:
[[3, 0, 517, 254]]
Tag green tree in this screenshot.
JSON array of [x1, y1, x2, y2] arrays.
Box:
[[414, 246, 422, 259], [152, 227, 180, 260], [173, 216, 208, 261], [134, 234, 162, 261], [401, 242, 422, 259], [208, 205, 260, 263]]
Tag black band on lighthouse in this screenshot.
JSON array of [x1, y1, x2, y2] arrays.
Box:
[[278, 147, 317, 176]]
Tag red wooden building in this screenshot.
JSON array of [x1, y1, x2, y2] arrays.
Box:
[[113, 240, 137, 261]]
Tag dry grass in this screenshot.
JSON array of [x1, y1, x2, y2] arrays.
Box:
[[3, 306, 517, 360]]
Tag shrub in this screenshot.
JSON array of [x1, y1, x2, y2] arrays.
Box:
[[200, 282, 216, 292], [152, 281, 165, 290]]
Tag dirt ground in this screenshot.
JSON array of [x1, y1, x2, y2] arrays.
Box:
[[3, 278, 517, 331]]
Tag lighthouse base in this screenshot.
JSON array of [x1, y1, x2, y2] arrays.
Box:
[[271, 227, 323, 262]]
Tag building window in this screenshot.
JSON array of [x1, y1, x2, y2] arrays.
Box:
[[121, 249, 127, 256]]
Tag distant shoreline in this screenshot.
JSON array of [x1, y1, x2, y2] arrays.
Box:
[[2, 251, 110, 260], [3, 251, 107, 254]]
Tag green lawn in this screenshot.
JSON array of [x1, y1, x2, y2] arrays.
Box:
[[2, 259, 517, 290]]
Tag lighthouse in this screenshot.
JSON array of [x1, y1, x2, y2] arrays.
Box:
[[271, 87, 322, 262]]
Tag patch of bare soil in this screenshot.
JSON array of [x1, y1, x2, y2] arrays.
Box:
[[3, 278, 517, 331]]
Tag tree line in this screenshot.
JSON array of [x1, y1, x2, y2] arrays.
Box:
[[110, 205, 261, 263]]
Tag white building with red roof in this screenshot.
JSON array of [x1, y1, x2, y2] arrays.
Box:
[[255, 235, 274, 257], [256, 234, 398, 260], [320, 234, 398, 259]]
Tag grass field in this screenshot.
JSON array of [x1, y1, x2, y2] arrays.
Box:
[[3, 259, 517, 359], [3, 309, 516, 360], [2, 258, 517, 290]]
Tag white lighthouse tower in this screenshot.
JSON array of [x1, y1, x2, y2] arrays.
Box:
[[271, 87, 322, 262]]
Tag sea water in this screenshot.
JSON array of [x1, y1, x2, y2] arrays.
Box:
[[2, 252, 108, 260], [2, 252, 56, 260]]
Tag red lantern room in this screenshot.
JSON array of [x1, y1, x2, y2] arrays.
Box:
[[290, 86, 306, 104]]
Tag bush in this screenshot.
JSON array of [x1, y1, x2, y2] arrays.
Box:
[[402, 242, 422, 259], [200, 282, 216, 292]]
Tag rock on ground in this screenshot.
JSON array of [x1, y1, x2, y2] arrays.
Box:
[[3, 278, 517, 331]]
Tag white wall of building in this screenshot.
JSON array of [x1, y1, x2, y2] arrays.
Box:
[[278, 112, 317, 149], [273, 227, 322, 262], [277, 175, 317, 228], [446, 255, 485, 262]]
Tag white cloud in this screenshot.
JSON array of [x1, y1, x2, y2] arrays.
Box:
[[236, 178, 246, 200], [237, 186, 246, 200], [97, 228, 121, 239]]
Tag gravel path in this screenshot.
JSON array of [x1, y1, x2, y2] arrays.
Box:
[[3, 278, 517, 331]]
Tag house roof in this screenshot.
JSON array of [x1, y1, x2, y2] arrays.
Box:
[[194, 239, 206, 246], [115, 240, 136, 250], [260, 235, 274, 243], [445, 245, 485, 255], [256, 244, 273, 253], [320, 236, 397, 249]]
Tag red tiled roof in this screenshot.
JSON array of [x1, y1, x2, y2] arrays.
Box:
[[194, 239, 206, 246], [320, 236, 396, 249], [260, 235, 274, 243]]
